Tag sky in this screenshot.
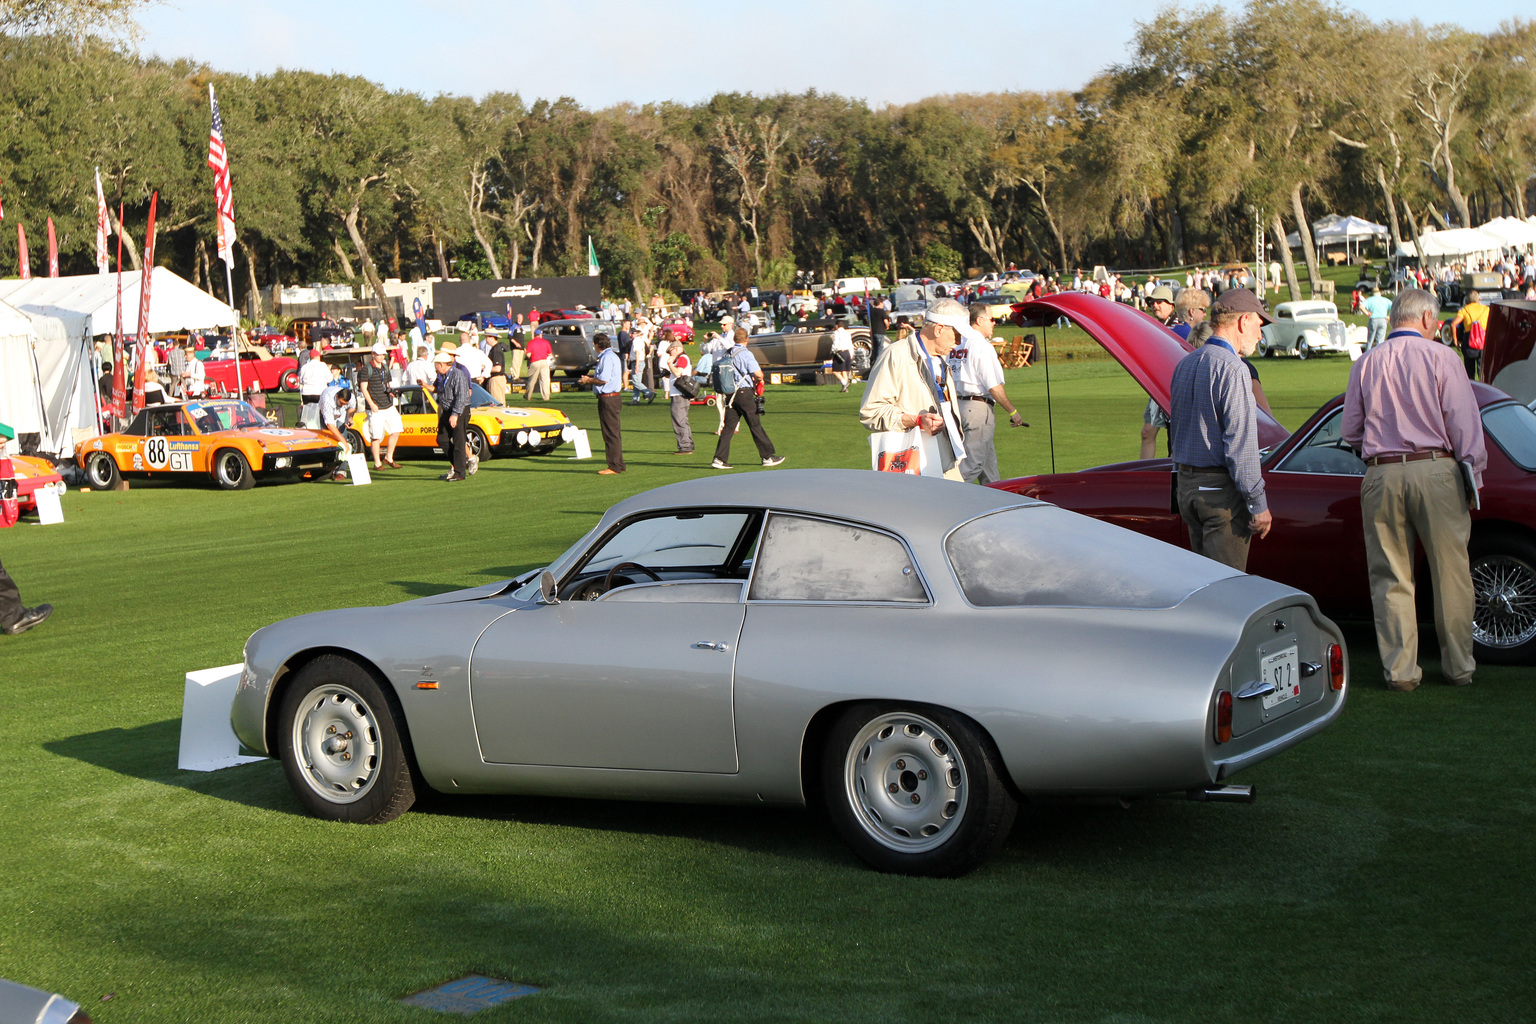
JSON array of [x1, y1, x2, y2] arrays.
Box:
[[136, 0, 1529, 109]]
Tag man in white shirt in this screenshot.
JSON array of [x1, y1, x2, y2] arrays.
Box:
[[455, 339, 492, 386], [405, 346, 434, 387], [949, 303, 1026, 484], [830, 321, 856, 392], [297, 348, 331, 411]]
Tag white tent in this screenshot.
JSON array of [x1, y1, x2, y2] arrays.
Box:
[[0, 298, 93, 459], [0, 268, 236, 338], [1477, 217, 1536, 248], [1396, 227, 1507, 260], [1314, 216, 1390, 243]]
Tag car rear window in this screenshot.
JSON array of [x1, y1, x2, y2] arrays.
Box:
[[1483, 401, 1536, 471], [749, 514, 926, 603], [946, 507, 1240, 608]]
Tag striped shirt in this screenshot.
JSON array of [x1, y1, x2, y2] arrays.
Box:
[[1169, 337, 1267, 514]]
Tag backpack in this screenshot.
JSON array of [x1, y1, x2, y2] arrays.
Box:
[[711, 352, 738, 394], [1468, 319, 1486, 352]]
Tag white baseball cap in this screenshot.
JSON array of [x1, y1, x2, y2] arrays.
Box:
[[923, 298, 987, 346]]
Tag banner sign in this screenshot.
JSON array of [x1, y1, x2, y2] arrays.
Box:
[[132, 192, 158, 415], [432, 276, 601, 324]]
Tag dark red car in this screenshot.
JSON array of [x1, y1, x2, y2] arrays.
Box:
[[989, 292, 1536, 665], [539, 307, 595, 321]]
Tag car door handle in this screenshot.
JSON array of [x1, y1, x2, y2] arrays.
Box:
[[691, 641, 729, 652]]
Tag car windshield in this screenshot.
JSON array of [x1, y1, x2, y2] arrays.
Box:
[[185, 401, 266, 431], [1483, 401, 1536, 471], [946, 506, 1240, 608], [469, 381, 502, 408]]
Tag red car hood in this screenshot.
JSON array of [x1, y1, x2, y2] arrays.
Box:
[[1483, 299, 1536, 404], [1017, 292, 1290, 449]]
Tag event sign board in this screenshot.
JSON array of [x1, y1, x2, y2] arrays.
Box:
[[432, 276, 602, 323]]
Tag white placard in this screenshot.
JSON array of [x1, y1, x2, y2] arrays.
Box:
[[345, 453, 372, 485], [569, 428, 593, 460], [178, 664, 267, 771], [33, 488, 64, 525]]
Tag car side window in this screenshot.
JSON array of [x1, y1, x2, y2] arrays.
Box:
[[748, 514, 927, 603], [1276, 408, 1365, 476], [148, 408, 187, 436]]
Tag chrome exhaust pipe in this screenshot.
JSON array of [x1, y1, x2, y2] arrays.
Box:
[[1187, 784, 1256, 803]]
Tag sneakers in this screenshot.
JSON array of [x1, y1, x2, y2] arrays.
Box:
[[467, 454, 480, 476], [762, 455, 785, 467], [711, 459, 733, 470], [442, 472, 464, 482]]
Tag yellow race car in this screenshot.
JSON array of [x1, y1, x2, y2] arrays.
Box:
[[77, 400, 341, 490], [346, 382, 574, 461]]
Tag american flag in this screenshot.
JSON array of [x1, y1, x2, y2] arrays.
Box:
[[94, 167, 109, 274], [207, 84, 235, 267]]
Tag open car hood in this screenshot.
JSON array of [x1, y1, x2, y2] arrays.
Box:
[[1017, 292, 1290, 449], [1483, 300, 1536, 406]]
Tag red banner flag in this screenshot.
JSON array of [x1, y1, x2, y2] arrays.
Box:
[[95, 168, 109, 274], [18, 223, 29, 279], [131, 192, 158, 415], [111, 202, 126, 421], [46, 217, 58, 277]]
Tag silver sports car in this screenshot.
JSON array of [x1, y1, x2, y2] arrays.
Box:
[[232, 470, 1348, 876]]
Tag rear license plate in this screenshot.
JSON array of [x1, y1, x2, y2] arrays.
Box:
[[1260, 647, 1301, 710]]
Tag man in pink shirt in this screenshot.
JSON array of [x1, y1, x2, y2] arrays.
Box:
[[1342, 288, 1487, 691]]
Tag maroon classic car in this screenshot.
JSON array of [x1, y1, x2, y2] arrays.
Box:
[[989, 293, 1536, 665]]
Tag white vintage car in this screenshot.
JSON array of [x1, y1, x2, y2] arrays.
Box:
[[1258, 300, 1364, 359]]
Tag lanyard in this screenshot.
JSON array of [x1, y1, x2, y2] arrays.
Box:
[[1204, 336, 1235, 354], [917, 336, 949, 406]]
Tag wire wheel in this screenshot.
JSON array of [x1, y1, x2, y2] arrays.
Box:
[[290, 683, 383, 805], [1472, 550, 1536, 657]]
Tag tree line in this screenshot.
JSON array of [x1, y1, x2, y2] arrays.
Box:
[[0, 0, 1531, 316]]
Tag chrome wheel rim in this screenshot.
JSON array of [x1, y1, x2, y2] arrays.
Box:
[[88, 454, 114, 486], [218, 453, 244, 485], [1472, 554, 1536, 649], [291, 684, 382, 804], [843, 712, 967, 853]]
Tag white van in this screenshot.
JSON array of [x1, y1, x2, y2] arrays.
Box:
[[835, 276, 882, 295]]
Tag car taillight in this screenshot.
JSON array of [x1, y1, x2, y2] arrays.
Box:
[[1214, 690, 1233, 744], [1328, 643, 1344, 690]]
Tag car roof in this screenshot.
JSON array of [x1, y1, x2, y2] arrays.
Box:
[[603, 469, 1037, 536]]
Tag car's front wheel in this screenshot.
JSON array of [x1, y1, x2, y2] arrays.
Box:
[[822, 703, 1017, 877], [280, 369, 300, 392], [84, 451, 119, 489], [213, 449, 254, 490], [277, 655, 416, 823], [1471, 533, 1536, 664], [467, 426, 490, 461]]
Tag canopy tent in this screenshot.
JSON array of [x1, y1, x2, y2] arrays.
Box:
[[1396, 227, 1507, 261], [1314, 216, 1390, 243], [1476, 217, 1536, 248], [0, 268, 236, 338], [0, 298, 93, 460]]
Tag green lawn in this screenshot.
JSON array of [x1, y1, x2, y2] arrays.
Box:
[[1, 353, 1531, 1023]]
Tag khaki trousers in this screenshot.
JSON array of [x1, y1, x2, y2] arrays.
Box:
[[525, 358, 552, 401], [1361, 458, 1475, 686], [487, 374, 507, 404]]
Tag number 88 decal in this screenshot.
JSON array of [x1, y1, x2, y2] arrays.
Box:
[[144, 436, 169, 468]]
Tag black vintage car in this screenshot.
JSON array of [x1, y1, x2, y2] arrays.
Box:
[[746, 319, 873, 377], [534, 319, 603, 379]]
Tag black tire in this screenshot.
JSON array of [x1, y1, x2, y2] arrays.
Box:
[[1296, 342, 1309, 361], [822, 702, 1017, 877], [467, 426, 490, 461], [213, 449, 254, 490], [1470, 532, 1536, 665], [344, 429, 366, 458], [84, 451, 119, 489], [276, 655, 416, 823], [280, 369, 300, 392], [852, 337, 872, 375]]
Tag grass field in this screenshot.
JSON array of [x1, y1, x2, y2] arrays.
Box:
[[2, 349, 1532, 1023]]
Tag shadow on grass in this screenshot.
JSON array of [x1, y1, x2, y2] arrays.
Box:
[[44, 718, 294, 812], [386, 562, 547, 598]]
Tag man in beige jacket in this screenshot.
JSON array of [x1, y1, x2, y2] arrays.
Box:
[[859, 297, 982, 481]]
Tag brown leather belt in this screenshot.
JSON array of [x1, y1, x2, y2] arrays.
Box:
[[958, 395, 994, 404], [1366, 449, 1451, 466]]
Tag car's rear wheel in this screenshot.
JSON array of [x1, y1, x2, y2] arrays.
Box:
[[280, 369, 300, 392], [213, 449, 254, 490], [1470, 533, 1536, 664], [822, 703, 1017, 877], [277, 655, 416, 823], [84, 451, 119, 489]]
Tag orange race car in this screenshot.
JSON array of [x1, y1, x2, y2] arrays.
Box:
[[76, 400, 342, 491], [8, 454, 66, 512]]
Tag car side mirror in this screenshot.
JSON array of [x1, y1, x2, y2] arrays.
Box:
[[538, 570, 560, 605]]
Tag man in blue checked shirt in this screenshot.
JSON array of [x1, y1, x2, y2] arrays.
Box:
[[580, 334, 626, 474], [1169, 288, 1275, 570]]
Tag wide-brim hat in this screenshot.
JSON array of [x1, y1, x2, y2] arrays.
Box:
[[432, 349, 454, 364]]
